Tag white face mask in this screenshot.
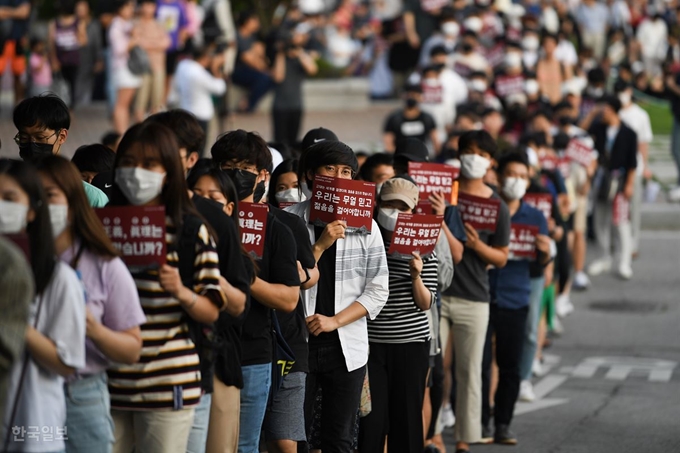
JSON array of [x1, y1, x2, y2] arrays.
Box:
[[504, 52, 522, 69], [587, 86, 604, 98], [0, 200, 29, 234], [442, 21, 460, 38], [464, 17, 483, 33], [522, 35, 539, 51], [275, 188, 307, 204], [525, 79, 540, 95], [423, 77, 439, 87], [460, 154, 490, 179], [49, 203, 69, 238], [502, 177, 527, 200], [470, 79, 487, 92], [377, 207, 400, 231], [618, 91, 632, 106], [300, 181, 312, 199], [115, 167, 166, 206]]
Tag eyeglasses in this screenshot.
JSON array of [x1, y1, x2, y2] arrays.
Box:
[[322, 165, 354, 178], [14, 129, 60, 146]]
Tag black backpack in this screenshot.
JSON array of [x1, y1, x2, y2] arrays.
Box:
[[201, 0, 223, 46]]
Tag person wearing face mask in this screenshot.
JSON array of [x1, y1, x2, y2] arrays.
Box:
[[451, 31, 490, 78], [268, 158, 306, 208], [418, 7, 460, 68], [285, 140, 389, 452], [578, 68, 606, 120], [439, 130, 510, 453], [36, 155, 146, 453], [107, 122, 227, 453], [13, 93, 109, 208], [357, 176, 438, 453], [481, 151, 551, 446], [383, 83, 439, 153], [521, 30, 540, 69], [614, 80, 652, 261], [211, 130, 302, 453], [0, 159, 86, 453]]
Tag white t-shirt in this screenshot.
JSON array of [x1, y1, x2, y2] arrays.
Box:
[[619, 103, 653, 176], [555, 39, 578, 67], [1, 262, 86, 452], [174, 59, 227, 121]]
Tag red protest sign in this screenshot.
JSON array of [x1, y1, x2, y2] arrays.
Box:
[[565, 138, 595, 168], [3, 233, 31, 263], [238, 202, 268, 259], [495, 75, 524, 98], [523, 193, 553, 220], [388, 213, 443, 259], [96, 206, 166, 271], [278, 201, 299, 209], [612, 193, 630, 227], [310, 175, 375, 234], [416, 200, 433, 215], [421, 81, 443, 104], [457, 192, 501, 233], [557, 156, 571, 178], [538, 152, 559, 171], [408, 162, 460, 201], [509, 223, 540, 260]]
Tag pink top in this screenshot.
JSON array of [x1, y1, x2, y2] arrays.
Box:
[[109, 16, 133, 71], [30, 53, 52, 87], [135, 18, 171, 72], [183, 1, 200, 37]]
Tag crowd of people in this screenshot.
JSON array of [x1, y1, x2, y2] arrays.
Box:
[[0, 0, 675, 453]]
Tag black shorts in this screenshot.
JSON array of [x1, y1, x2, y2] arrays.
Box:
[[165, 50, 181, 76]]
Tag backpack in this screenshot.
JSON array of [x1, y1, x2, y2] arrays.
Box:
[[201, 0, 223, 46]]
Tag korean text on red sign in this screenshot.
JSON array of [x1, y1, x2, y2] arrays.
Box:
[[408, 162, 460, 200], [96, 206, 166, 271], [509, 223, 540, 260], [565, 138, 595, 168], [523, 193, 553, 220], [388, 213, 443, 259], [457, 192, 501, 233], [310, 175, 375, 234], [238, 202, 268, 259]]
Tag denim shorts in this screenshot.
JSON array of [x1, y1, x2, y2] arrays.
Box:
[[263, 372, 306, 442], [64, 373, 114, 453]]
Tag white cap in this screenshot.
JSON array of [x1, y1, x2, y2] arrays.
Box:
[[299, 0, 325, 15], [269, 147, 283, 172]]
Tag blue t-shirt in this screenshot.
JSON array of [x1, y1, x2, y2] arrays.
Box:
[[0, 0, 29, 41], [489, 202, 548, 310], [444, 205, 467, 243]]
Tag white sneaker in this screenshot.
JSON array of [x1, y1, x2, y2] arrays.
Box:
[[587, 258, 612, 276], [519, 380, 536, 402], [551, 315, 564, 335], [573, 271, 591, 290], [618, 264, 633, 280], [668, 186, 680, 202], [441, 403, 455, 428], [555, 294, 575, 318], [532, 358, 546, 377]]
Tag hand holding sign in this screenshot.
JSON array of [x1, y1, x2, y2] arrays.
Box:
[[315, 220, 347, 252], [409, 252, 423, 280], [464, 222, 480, 251], [159, 264, 184, 298]]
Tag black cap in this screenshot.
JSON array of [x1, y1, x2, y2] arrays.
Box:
[[301, 127, 339, 151], [394, 138, 429, 163], [613, 78, 632, 93]]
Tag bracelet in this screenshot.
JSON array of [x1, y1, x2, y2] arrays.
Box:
[[186, 292, 198, 310], [412, 275, 421, 281]]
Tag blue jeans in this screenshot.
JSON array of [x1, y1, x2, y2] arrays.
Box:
[[64, 373, 114, 453], [104, 48, 116, 113], [238, 363, 272, 453], [520, 277, 545, 381], [186, 393, 212, 453], [672, 118, 680, 185], [231, 65, 274, 111]]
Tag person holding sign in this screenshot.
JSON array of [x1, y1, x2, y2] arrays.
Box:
[[211, 130, 301, 453], [482, 152, 551, 446], [0, 159, 86, 453], [358, 176, 438, 453], [439, 130, 510, 452], [106, 122, 226, 453], [37, 156, 146, 453], [286, 140, 389, 453]]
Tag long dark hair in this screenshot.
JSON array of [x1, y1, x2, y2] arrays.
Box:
[[187, 159, 240, 225], [0, 159, 56, 295], [37, 155, 119, 259], [268, 159, 299, 209], [109, 122, 202, 238]]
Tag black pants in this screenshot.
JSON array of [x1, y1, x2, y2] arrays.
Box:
[[481, 304, 528, 427], [61, 64, 78, 108], [304, 342, 365, 453], [272, 109, 303, 146], [358, 341, 430, 453], [427, 349, 444, 440]]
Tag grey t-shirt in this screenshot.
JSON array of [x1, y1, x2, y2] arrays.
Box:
[[443, 191, 510, 303], [273, 56, 305, 111]]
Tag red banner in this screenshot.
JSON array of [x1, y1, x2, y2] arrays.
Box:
[[310, 175, 375, 234], [96, 206, 166, 271], [538, 152, 559, 171], [238, 202, 268, 259], [457, 192, 501, 233], [421, 82, 443, 104], [388, 213, 443, 259], [523, 193, 553, 220], [408, 162, 460, 201], [495, 75, 525, 98], [565, 138, 595, 167], [509, 223, 540, 260], [416, 199, 433, 215]]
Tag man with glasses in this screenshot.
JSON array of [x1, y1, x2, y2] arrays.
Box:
[[285, 140, 389, 453], [13, 94, 109, 207]]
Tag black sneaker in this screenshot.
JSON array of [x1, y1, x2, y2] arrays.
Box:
[[494, 424, 518, 445], [423, 445, 441, 453], [481, 424, 494, 444]]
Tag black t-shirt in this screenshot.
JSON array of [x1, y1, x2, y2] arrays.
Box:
[[95, 0, 117, 48], [311, 225, 340, 347], [241, 212, 300, 366], [273, 56, 305, 111], [384, 109, 436, 145], [404, 0, 440, 44], [443, 191, 511, 302], [192, 194, 253, 388], [270, 206, 315, 373]]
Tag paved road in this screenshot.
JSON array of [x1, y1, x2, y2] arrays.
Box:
[[443, 230, 680, 453]]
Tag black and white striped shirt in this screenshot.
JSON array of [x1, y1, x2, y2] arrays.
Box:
[[367, 249, 438, 344]]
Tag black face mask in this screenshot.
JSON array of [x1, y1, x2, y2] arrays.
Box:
[[19, 142, 55, 164], [462, 43, 473, 53], [223, 169, 258, 201], [406, 98, 418, 109], [253, 180, 266, 203], [558, 116, 575, 127]]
